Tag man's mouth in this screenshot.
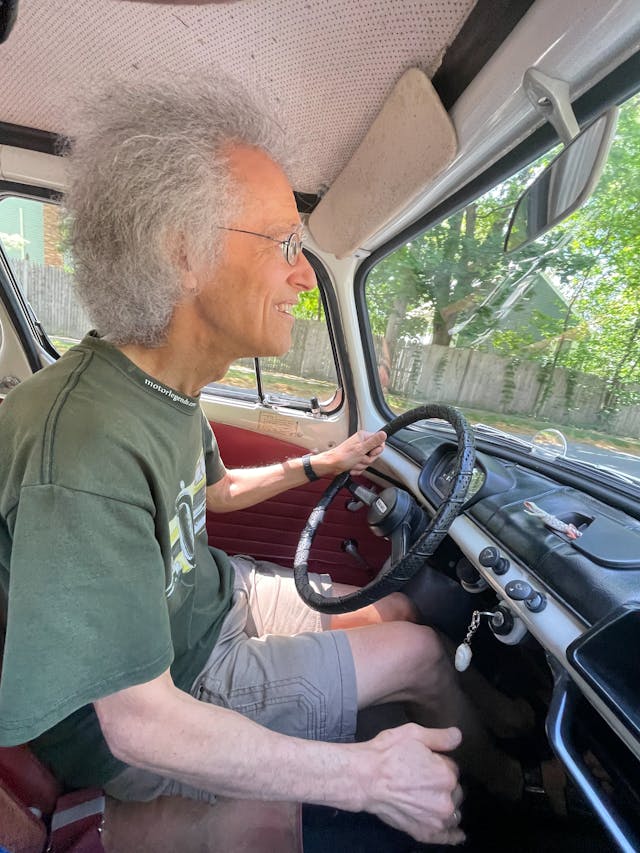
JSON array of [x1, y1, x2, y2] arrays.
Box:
[[276, 302, 295, 317]]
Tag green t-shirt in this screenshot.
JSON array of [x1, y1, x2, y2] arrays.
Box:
[[0, 333, 234, 787]]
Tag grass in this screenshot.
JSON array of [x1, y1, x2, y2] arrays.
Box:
[[462, 407, 640, 455], [50, 336, 78, 354], [210, 365, 338, 403], [387, 391, 640, 456]]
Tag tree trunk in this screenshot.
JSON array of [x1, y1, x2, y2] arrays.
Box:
[[383, 294, 409, 362], [432, 313, 451, 346]]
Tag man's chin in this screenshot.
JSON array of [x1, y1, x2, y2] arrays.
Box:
[[232, 332, 293, 362], [255, 338, 292, 359]]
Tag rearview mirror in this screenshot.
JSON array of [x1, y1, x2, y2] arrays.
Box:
[[504, 107, 619, 253]]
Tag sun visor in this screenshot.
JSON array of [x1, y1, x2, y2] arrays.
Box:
[[308, 68, 457, 258], [0, 146, 67, 193]]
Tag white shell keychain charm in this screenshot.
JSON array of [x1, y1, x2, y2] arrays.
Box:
[[454, 610, 494, 672], [455, 640, 473, 672]]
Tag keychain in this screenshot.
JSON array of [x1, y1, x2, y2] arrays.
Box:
[[455, 610, 495, 672], [523, 500, 582, 539]]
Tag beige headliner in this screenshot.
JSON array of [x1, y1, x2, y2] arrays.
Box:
[[0, 0, 475, 194]]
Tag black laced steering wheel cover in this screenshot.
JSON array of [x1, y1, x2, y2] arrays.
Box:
[[293, 404, 476, 614]]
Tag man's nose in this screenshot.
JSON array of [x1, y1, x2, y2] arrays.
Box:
[[289, 250, 317, 292]]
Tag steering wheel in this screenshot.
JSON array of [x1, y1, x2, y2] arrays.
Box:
[[293, 404, 476, 613]]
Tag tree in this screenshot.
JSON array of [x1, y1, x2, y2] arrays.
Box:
[[293, 289, 323, 321], [366, 91, 640, 429], [540, 100, 640, 420], [366, 161, 550, 354]]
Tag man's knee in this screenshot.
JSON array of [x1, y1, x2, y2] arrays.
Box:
[[385, 621, 449, 697], [344, 620, 451, 709]]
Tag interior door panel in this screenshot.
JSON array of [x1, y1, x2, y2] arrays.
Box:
[[207, 422, 390, 586]]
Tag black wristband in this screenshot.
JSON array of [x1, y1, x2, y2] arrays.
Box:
[[302, 453, 320, 482]]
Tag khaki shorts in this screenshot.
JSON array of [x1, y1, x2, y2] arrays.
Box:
[[105, 556, 358, 803]]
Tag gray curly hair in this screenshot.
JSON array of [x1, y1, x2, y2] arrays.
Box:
[[64, 74, 292, 346]]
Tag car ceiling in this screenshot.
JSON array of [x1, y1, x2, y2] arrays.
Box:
[[0, 0, 533, 197]]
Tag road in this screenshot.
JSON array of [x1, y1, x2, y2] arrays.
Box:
[[511, 429, 640, 483], [564, 440, 640, 483]]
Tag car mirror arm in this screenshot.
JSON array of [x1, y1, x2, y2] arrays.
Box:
[[523, 68, 580, 145]]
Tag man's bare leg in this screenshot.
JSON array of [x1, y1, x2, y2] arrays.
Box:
[[328, 586, 523, 799], [328, 587, 415, 629]]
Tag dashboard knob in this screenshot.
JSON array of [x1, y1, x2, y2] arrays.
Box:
[[478, 546, 510, 575], [456, 558, 488, 593], [505, 580, 546, 612], [489, 604, 514, 636]]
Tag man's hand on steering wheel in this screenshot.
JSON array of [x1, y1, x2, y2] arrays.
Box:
[[294, 405, 476, 614], [312, 430, 387, 477]]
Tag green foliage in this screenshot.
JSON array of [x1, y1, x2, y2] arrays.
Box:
[[293, 289, 323, 320], [545, 102, 640, 416], [365, 160, 560, 354], [0, 231, 29, 252], [501, 357, 520, 412], [431, 353, 448, 398]]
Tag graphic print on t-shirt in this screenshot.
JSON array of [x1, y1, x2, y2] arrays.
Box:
[[166, 450, 207, 597]]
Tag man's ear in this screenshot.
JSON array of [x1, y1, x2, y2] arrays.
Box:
[[165, 230, 189, 270], [166, 232, 199, 294]]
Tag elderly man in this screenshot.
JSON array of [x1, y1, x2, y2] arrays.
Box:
[[0, 76, 519, 846]]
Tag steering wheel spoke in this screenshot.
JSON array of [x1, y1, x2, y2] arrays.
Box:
[[293, 405, 476, 613], [345, 478, 379, 507], [389, 525, 410, 566]]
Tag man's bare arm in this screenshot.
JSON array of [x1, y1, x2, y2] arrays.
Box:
[[94, 670, 465, 845], [206, 430, 386, 513]]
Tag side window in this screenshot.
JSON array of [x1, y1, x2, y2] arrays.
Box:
[[0, 202, 342, 411], [205, 274, 341, 412], [207, 357, 259, 401], [0, 196, 89, 353]]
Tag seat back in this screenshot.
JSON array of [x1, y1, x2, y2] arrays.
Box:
[[0, 744, 62, 814], [0, 746, 60, 853], [0, 745, 61, 853], [0, 776, 47, 853]]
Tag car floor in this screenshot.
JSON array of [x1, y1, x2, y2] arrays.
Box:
[[459, 784, 614, 853], [301, 789, 614, 853], [351, 657, 616, 852]]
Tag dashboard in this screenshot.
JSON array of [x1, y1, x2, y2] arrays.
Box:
[[392, 426, 640, 852], [431, 453, 486, 503]]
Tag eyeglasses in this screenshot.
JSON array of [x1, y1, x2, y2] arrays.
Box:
[[217, 226, 305, 266]]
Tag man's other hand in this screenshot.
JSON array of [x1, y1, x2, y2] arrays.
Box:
[[358, 723, 465, 845], [315, 430, 386, 477]]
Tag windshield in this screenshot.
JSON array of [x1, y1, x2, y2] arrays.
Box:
[[364, 90, 640, 485]]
